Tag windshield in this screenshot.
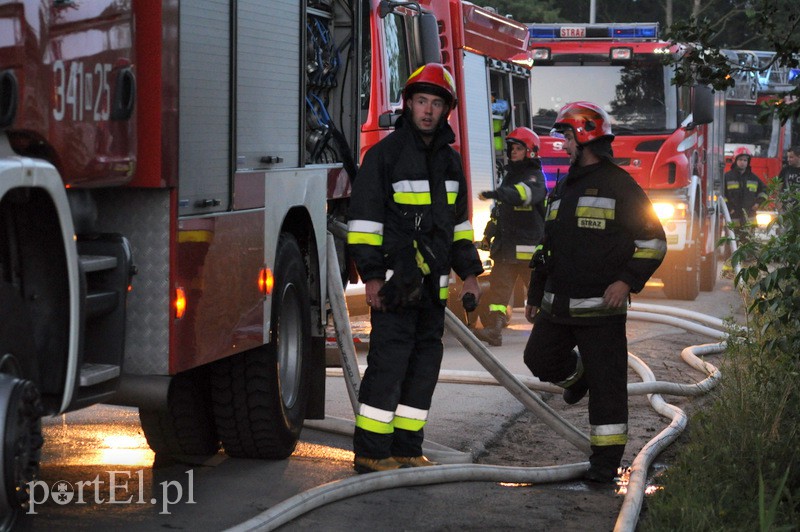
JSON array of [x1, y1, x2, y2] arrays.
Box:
[[531, 59, 676, 134], [726, 103, 781, 158]]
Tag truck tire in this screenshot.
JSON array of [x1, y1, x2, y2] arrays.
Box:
[[0, 377, 43, 531], [662, 239, 701, 301], [0, 283, 40, 383], [700, 247, 718, 292], [211, 233, 310, 459], [138, 368, 220, 461]]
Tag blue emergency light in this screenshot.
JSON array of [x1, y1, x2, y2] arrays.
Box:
[[529, 23, 659, 41]]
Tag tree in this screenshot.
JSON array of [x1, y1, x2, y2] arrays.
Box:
[[664, 0, 800, 125]]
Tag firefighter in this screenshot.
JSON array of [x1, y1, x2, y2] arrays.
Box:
[[522, 102, 666, 483], [474, 127, 547, 346], [346, 63, 483, 474], [723, 146, 766, 225]]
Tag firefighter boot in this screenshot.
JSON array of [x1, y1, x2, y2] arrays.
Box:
[[353, 456, 410, 474], [475, 311, 504, 347], [392, 455, 439, 467]]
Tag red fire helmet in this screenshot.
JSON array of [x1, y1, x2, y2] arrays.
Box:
[[506, 127, 540, 156], [403, 63, 457, 110], [552, 101, 614, 145]]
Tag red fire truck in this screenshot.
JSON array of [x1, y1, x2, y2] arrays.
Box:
[[0, 0, 531, 523], [528, 23, 725, 300], [724, 50, 798, 183]]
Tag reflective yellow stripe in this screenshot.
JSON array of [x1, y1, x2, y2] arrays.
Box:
[[590, 423, 628, 447], [348, 220, 384, 246], [394, 180, 431, 205], [575, 196, 615, 219], [395, 191, 432, 205], [546, 199, 560, 221], [515, 244, 537, 261], [393, 416, 426, 432], [446, 180, 459, 205], [393, 404, 428, 432], [488, 304, 507, 314], [348, 232, 383, 246], [356, 414, 394, 434], [514, 182, 531, 204], [453, 221, 474, 242], [727, 182, 741, 190], [439, 275, 449, 301], [633, 238, 667, 260], [413, 241, 431, 275], [746, 182, 759, 192]]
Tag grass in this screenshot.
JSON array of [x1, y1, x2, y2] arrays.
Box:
[[640, 288, 800, 531]]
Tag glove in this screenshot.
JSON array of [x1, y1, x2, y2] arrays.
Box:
[[479, 237, 491, 251], [479, 190, 497, 200], [379, 244, 423, 312]]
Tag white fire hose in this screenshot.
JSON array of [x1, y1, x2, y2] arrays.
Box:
[[227, 232, 738, 532]]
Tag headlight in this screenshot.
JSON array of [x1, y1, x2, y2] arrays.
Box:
[[755, 211, 776, 228], [652, 201, 687, 221]]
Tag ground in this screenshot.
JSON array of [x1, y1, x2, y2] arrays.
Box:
[[472, 329, 725, 531]]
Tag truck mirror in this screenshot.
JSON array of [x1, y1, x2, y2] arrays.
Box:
[[379, 112, 399, 128], [690, 84, 714, 126], [419, 13, 442, 64]]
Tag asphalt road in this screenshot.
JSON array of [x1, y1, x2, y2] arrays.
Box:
[[24, 277, 744, 531]]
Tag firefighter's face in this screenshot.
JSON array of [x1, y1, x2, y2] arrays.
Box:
[[563, 129, 579, 164], [787, 150, 800, 168], [408, 93, 448, 136], [735, 156, 749, 170], [508, 143, 527, 162]]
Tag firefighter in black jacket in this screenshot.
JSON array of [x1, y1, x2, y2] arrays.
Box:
[[523, 102, 666, 483], [724, 146, 766, 225], [474, 127, 547, 346], [346, 63, 483, 474]]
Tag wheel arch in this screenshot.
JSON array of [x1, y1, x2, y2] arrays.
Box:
[[0, 184, 78, 414]]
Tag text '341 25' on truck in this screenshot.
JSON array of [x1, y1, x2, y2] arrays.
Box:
[[0, 0, 493, 525], [528, 23, 725, 300]]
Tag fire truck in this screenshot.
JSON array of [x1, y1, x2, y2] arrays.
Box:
[[528, 23, 726, 300], [723, 50, 798, 183], [0, 0, 531, 522]]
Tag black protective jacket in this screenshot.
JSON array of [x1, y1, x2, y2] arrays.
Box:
[[347, 115, 483, 304], [483, 158, 547, 263], [724, 165, 765, 221], [528, 159, 666, 324]]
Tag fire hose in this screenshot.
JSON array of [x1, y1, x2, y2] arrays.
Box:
[[226, 231, 739, 532]]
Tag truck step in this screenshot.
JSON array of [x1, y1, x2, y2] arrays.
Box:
[[79, 363, 121, 387], [85, 290, 119, 318], [80, 254, 118, 273]]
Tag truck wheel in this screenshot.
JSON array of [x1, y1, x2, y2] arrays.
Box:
[[0, 376, 43, 530], [139, 368, 220, 461], [700, 248, 718, 291], [662, 240, 701, 301], [211, 234, 310, 459]]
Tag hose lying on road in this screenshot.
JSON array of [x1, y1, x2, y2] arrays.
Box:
[[228, 293, 733, 532]]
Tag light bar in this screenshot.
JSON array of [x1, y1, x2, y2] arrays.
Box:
[[529, 23, 659, 41]]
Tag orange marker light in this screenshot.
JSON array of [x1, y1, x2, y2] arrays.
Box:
[[175, 286, 187, 319], [259, 268, 274, 296]]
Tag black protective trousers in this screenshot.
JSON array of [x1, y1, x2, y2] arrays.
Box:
[[523, 312, 629, 475], [353, 290, 446, 459]]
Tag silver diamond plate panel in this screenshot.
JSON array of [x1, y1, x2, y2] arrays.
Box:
[[94, 188, 171, 375]]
